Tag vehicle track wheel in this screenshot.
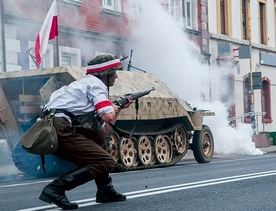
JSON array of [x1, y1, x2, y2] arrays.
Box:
[[106, 132, 119, 162], [192, 125, 214, 163], [149, 136, 156, 165], [137, 136, 153, 166], [119, 137, 138, 167], [153, 135, 172, 164], [173, 126, 188, 155]]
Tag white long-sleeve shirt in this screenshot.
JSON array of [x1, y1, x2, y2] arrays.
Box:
[[45, 74, 114, 124]]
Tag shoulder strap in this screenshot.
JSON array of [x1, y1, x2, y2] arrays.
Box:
[[41, 155, 46, 174]]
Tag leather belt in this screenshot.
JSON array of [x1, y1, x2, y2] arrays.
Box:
[[55, 109, 75, 120]]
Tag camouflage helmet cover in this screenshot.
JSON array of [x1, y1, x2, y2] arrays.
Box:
[[87, 54, 123, 76]]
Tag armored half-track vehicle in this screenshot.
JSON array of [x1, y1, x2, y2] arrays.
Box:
[[0, 66, 215, 177]]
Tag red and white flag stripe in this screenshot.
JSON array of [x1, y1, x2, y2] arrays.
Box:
[[87, 59, 122, 74], [35, 0, 58, 68]]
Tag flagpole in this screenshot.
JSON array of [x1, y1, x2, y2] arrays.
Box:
[[56, 28, 59, 67], [0, 0, 7, 72], [56, 0, 59, 67]]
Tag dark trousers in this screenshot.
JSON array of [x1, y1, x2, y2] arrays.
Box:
[[53, 117, 116, 179]]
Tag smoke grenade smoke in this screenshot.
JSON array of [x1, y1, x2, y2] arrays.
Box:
[[125, 0, 263, 155], [0, 139, 22, 179]]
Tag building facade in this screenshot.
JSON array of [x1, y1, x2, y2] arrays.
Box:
[[0, 0, 131, 72], [164, 0, 210, 60], [0, 0, 209, 71], [208, 0, 276, 136]]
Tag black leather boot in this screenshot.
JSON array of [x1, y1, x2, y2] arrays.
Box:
[[39, 167, 93, 210], [95, 175, 126, 203]]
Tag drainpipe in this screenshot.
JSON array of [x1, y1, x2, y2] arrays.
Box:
[[0, 0, 7, 72], [247, 1, 256, 134]]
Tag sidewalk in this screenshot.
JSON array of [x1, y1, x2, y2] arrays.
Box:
[[258, 144, 276, 154]]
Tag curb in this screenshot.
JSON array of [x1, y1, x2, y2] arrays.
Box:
[[258, 146, 276, 154], [262, 150, 276, 154]]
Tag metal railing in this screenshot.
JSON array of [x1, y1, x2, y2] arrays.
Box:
[[228, 111, 266, 134]]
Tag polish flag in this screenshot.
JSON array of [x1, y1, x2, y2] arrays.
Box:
[[35, 0, 58, 68]]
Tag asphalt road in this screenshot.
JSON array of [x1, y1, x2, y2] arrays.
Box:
[[1, 153, 276, 211]]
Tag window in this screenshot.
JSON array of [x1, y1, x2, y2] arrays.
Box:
[[259, 1, 267, 44], [261, 77, 272, 123], [133, 0, 140, 15], [217, 0, 231, 36], [102, 0, 122, 12], [168, 0, 182, 21], [59, 46, 81, 67], [220, 74, 236, 126], [243, 75, 251, 123], [61, 53, 73, 66], [220, 0, 226, 34], [241, 0, 249, 40], [184, 0, 192, 28]]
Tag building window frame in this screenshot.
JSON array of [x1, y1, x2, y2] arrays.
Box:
[[102, 0, 122, 12], [217, 0, 232, 36], [133, 0, 140, 15], [261, 77, 272, 123], [59, 46, 81, 67], [259, 0, 267, 44], [168, 0, 182, 21], [220, 74, 236, 127], [184, 0, 192, 29]]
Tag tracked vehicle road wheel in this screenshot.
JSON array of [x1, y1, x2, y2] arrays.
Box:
[[153, 135, 172, 164], [106, 132, 119, 162], [137, 136, 153, 166], [192, 125, 214, 163], [119, 137, 138, 167], [173, 126, 188, 154]]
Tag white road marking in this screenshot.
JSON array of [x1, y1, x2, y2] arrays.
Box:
[[0, 180, 52, 188], [2, 154, 275, 189], [17, 169, 276, 211]]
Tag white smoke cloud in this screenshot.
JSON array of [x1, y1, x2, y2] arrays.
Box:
[[125, 0, 205, 102], [201, 101, 263, 155], [0, 139, 22, 177], [125, 0, 263, 155]]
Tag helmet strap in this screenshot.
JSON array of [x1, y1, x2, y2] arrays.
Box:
[[107, 74, 110, 97]]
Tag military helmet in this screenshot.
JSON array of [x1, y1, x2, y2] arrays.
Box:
[[87, 54, 123, 76]]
